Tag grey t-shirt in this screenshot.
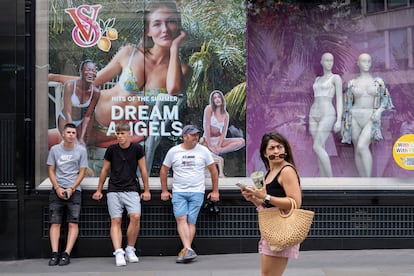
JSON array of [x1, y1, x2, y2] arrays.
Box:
[[47, 143, 88, 190]]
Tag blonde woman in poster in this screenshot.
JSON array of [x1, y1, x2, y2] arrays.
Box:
[[308, 52, 343, 177], [90, 0, 189, 141], [80, 0, 190, 174], [202, 90, 245, 156], [341, 53, 394, 177], [137, 0, 191, 172]]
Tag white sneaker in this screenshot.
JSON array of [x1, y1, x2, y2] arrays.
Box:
[[113, 249, 126, 266], [125, 247, 139, 263]]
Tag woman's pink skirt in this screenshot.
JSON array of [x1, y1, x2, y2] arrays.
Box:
[[258, 237, 300, 259], [256, 205, 300, 259]]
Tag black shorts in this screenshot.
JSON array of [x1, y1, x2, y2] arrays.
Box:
[[49, 189, 81, 224]]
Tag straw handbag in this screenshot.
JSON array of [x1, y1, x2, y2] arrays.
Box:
[[258, 197, 314, 251]]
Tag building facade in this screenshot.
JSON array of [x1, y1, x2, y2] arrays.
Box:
[[0, 0, 413, 260]]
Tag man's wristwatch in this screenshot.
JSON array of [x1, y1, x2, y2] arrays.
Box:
[[264, 195, 271, 204]]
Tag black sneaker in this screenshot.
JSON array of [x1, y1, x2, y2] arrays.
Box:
[[58, 252, 70, 266], [48, 252, 59, 266]]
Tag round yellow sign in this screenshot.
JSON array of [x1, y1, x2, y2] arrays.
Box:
[[393, 134, 414, 170]]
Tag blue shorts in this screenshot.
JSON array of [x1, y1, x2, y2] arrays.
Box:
[[171, 192, 204, 224], [49, 190, 81, 224], [107, 192, 141, 219]]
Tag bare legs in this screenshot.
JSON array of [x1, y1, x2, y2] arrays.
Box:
[[127, 214, 141, 247], [261, 255, 288, 276], [49, 224, 61, 253], [210, 137, 245, 155], [110, 213, 141, 251], [49, 222, 79, 255], [214, 154, 225, 177], [176, 216, 195, 249]]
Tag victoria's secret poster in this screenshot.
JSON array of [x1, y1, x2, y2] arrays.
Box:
[[41, 0, 246, 181]]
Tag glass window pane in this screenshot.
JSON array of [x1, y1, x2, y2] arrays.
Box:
[[388, 0, 407, 9], [367, 32, 386, 70], [367, 0, 385, 13], [389, 28, 408, 69]]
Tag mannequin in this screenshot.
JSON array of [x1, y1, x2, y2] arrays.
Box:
[[309, 53, 343, 177], [341, 53, 393, 177]]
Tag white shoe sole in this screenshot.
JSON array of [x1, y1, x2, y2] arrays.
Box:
[[126, 257, 139, 263]]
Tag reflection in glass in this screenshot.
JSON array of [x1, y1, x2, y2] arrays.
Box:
[[367, 0, 385, 13], [389, 28, 408, 69], [387, 0, 407, 9]]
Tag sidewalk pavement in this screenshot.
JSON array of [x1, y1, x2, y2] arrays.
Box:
[[0, 249, 413, 276]]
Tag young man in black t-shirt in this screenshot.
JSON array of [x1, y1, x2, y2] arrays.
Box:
[[92, 122, 151, 266]]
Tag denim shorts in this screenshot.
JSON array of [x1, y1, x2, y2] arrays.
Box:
[[107, 191, 141, 219], [49, 189, 81, 224], [171, 192, 204, 224]]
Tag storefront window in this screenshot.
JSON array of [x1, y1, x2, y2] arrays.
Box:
[[36, 0, 247, 188]]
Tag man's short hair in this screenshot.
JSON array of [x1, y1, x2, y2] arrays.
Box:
[[115, 121, 130, 132], [182, 125, 200, 135], [63, 123, 77, 130]]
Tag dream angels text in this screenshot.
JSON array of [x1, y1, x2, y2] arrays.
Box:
[[108, 95, 183, 137]]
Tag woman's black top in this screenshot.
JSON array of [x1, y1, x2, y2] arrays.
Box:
[[263, 164, 300, 208]]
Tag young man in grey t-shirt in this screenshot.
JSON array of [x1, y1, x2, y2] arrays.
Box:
[[47, 123, 88, 266]]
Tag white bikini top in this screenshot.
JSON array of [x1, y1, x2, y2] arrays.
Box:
[[349, 79, 378, 98], [69, 80, 93, 108], [313, 75, 335, 98], [211, 114, 224, 134]]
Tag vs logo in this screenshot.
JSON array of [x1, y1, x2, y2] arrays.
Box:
[[65, 5, 118, 51], [65, 5, 102, 47]]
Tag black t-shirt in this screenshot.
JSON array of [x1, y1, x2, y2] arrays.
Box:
[[104, 142, 145, 192]]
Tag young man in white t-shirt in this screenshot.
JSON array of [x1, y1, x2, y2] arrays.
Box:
[[160, 125, 220, 263]]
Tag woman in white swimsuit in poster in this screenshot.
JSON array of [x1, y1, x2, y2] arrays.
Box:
[[48, 60, 100, 147], [309, 52, 343, 177], [203, 90, 245, 155]]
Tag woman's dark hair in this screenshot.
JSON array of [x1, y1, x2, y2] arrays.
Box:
[[143, 0, 182, 49], [260, 131, 295, 170]]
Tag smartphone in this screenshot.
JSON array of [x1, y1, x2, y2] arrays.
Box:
[[235, 182, 247, 189]]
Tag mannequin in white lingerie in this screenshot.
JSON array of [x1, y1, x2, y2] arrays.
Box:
[[341, 53, 393, 177], [309, 52, 343, 177]]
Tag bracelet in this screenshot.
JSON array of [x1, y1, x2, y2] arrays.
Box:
[[70, 187, 75, 191]]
